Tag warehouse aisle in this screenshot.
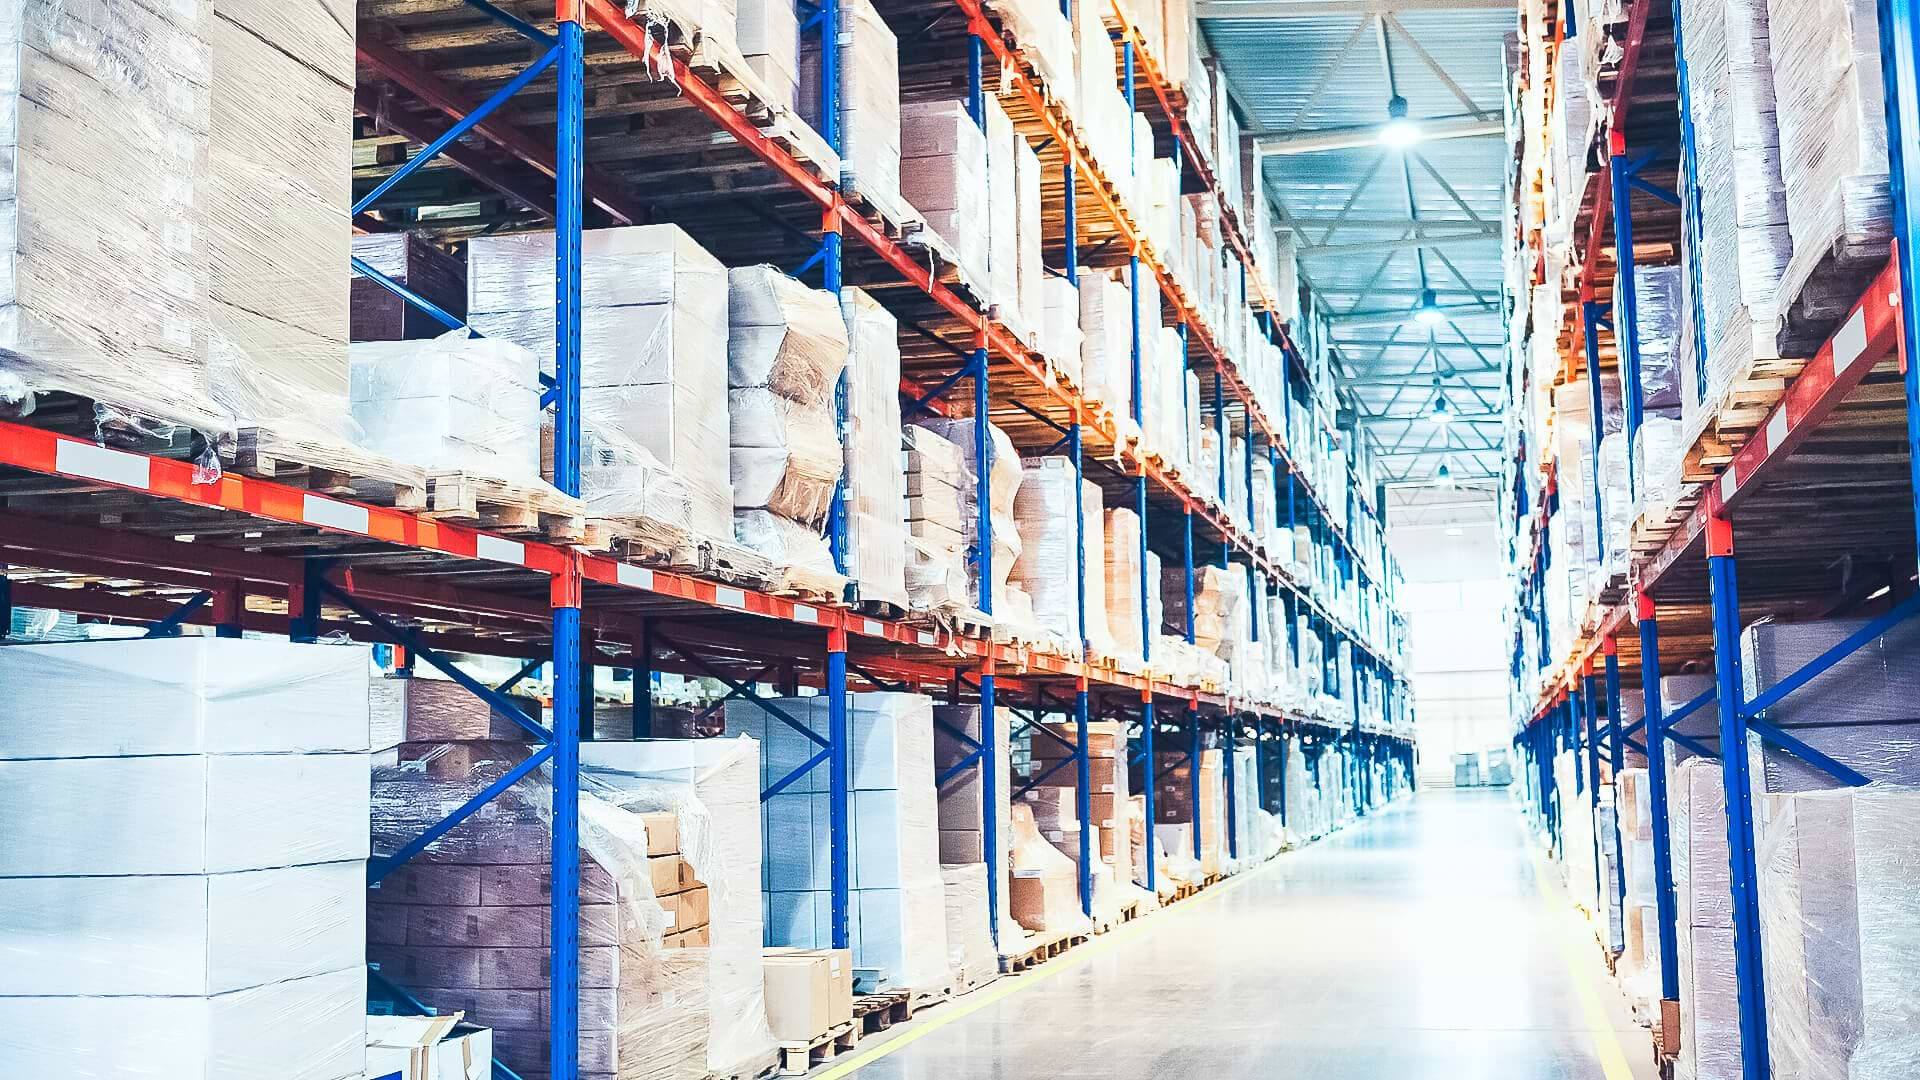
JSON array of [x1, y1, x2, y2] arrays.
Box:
[[837, 789, 1654, 1080]]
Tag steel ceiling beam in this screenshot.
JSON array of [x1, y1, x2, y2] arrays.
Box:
[[1299, 226, 1500, 255], [1328, 303, 1497, 328], [1254, 117, 1503, 155], [1199, 0, 1512, 14]]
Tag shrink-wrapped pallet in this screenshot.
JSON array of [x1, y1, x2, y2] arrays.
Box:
[[1105, 506, 1148, 664], [903, 425, 971, 612], [900, 101, 989, 290], [1740, 618, 1920, 791], [351, 232, 467, 342], [991, 0, 1075, 107], [933, 704, 1017, 943], [1755, 787, 1920, 1080], [0, 0, 227, 433], [738, 0, 800, 111], [841, 288, 909, 608], [1008, 802, 1089, 934], [939, 863, 999, 992], [916, 417, 1022, 612], [982, 95, 1026, 337], [1766, 0, 1890, 330], [1015, 133, 1045, 347], [1040, 277, 1084, 385], [0, 639, 371, 1079], [731, 695, 952, 993], [1679, 0, 1789, 414], [581, 426, 698, 554], [1079, 270, 1134, 415], [350, 334, 545, 489], [1669, 756, 1740, 1080], [1010, 457, 1114, 657], [579, 737, 775, 1079], [470, 225, 731, 542], [799, 0, 906, 223], [1162, 564, 1242, 656], [205, 0, 355, 450]]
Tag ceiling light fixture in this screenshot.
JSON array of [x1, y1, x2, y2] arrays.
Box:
[[1436, 461, 1454, 488], [1379, 94, 1422, 148], [1413, 288, 1448, 326]]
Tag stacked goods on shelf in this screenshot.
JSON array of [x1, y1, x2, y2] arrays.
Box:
[[762, 947, 853, 1045], [938, 863, 999, 992], [1079, 269, 1136, 420], [1265, 594, 1295, 703], [1007, 800, 1091, 935], [932, 704, 1019, 943], [1669, 756, 1739, 1080], [351, 233, 467, 341], [1617, 266, 1686, 523], [801, 0, 909, 224], [205, 0, 359, 463], [0, 0, 230, 433], [1015, 133, 1047, 352], [1041, 278, 1086, 385], [727, 267, 848, 597], [1678, 0, 1790, 437], [580, 738, 777, 1078], [1011, 456, 1115, 656], [469, 226, 727, 554], [914, 417, 1023, 616], [993, 0, 1076, 104], [1026, 720, 1138, 911], [1251, 453, 1277, 556], [729, 694, 952, 993], [1228, 745, 1279, 866], [1593, 792, 1624, 953], [1766, 0, 1891, 337], [902, 425, 973, 613], [738, 0, 800, 111], [1551, 374, 1625, 597], [1226, 435, 1249, 533], [1615, 768, 1661, 1021], [1152, 748, 1225, 878], [1544, 44, 1592, 247], [0, 640, 371, 1077], [842, 288, 910, 609], [901, 100, 989, 292], [349, 335, 552, 493], [982, 97, 1027, 339], [1104, 507, 1149, 667], [1162, 563, 1244, 656]]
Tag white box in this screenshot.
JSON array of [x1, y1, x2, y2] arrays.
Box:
[[364, 1014, 493, 1080]]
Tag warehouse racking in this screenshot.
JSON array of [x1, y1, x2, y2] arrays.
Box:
[[0, 0, 1414, 1076], [1508, 0, 1920, 1075]]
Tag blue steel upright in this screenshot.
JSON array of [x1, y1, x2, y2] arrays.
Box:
[[1603, 639, 1629, 953], [1879, 0, 1920, 553], [1638, 592, 1681, 1001], [1071, 422, 1093, 916], [550, 11, 585, 1077], [1706, 519, 1770, 1079], [1610, 147, 1645, 495]]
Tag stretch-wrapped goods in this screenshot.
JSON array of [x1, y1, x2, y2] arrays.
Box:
[[940, 863, 998, 991], [470, 225, 731, 542], [1104, 507, 1148, 664], [1741, 617, 1920, 792], [842, 288, 910, 608], [351, 232, 466, 342], [1767, 0, 1891, 324], [1669, 756, 1739, 1080], [900, 101, 989, 290], [1012, 457, 1113, 655], [1041, 278, 1084, 386], [902, 425, 971, 611], [933, 704, 1018, 943], [982, 95, 1025, 337], [800, 0, 906, 222], [916, 417, 1022, 612], [731, 694, 952, 992], [1079, 270, 1134, 416], [0, 639, 372, 1079], [350, 334, 545, 490], [737, 0, 799, 110]]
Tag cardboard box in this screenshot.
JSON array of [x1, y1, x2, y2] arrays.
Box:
[[664, 925, 711, 949], [762, 947, 853, 1042], [672, 886, 711, 933], [939, 828, 984, 863], [649, 854, 697, 898], [638, 811, 680, 856], [365, 1012, 493, 1080]]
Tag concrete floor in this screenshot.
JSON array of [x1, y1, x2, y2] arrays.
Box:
[[834, 788, 1657, 1080]]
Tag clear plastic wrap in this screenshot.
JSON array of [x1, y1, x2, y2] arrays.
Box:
[[1010, 456, 1112, 655], [1632, 412, 1688, 523], [939, 862, 998, 989], [933, 704, 1017, 942], [1756, 786, 1920, 1080], [350, 333, 546, 489], [1104, 506, 1147, 664], [798, 0, 904, 220], [1616, 266, 1685, 414], [727, 265, 847, 406], [205, 0, 354, 453], [733, 509, 843, 594], [900, 101, 989, 289], [1741, 617, 1920, 791], [1040, 277, 1084, 385], [0, 639, 371, 1079], [581, 425, 697, 552], [1015, 132, 1045, 349], [728, 387, 841, 525], [1767, 0, 1892, 319], [736, 0, 799, 110], [903, 426, 972, 613], [1078, 270, 1133, 415], [841, 288, 909, 607], [470, 225, 732, 543], [915, 417, 1022, 612], [1008, 802, 1092, 934]]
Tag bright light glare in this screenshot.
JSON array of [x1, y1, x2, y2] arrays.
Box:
[[1414, 303, 1448, 325], [1379, 118, 1423, 148], [1445, 527, 1464, 537]]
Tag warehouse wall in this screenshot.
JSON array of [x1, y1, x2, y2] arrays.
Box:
[[1389, 511, 1508, 787]]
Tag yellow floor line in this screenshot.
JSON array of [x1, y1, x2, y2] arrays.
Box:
[[811, 855, 1281, 1079], [1528, 845, 1640, 1080]]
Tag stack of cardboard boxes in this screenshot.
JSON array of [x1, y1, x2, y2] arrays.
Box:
[[903, 425, 972, 612], [762, 948, 853, 1045], [900, 101, 989, 292]]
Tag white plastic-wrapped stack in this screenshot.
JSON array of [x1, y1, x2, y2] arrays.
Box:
[[1104, 506, 1148, 666], [982, 96, 1028, 340], [349, 334, 545, 488], [993, 0, 1075, 105], [933, 704, 1018, 943], [1669, 756, 1739, 1080], [1766, 0, 1891, 326], [1014, 126, 1045, 348], [842, 288, 910, 609], [728, 267, 847, 594], [1618, 266, 1688, 522], [0, 0, 229, 433], [730, 694, 952, 992], [1079, 269, 1135, 417], [900, 100, 988, 292], [0, 640, 372, 1078], [801, 0, 908, 224], [1071, 0, 1139, 211], [1040, 278, 1084, 386], [1162, 563, 1244, 657], [206, 0, 356, 456], [915, 417, 1022, 614], [580, 737, 779, 1079], [1615, 768, 1662, 1021], [1681, 0, 1789, 429], [469, 225, 730, 544], [939, 863, 998, 992], [1546, 44, 1592, 246], [738, 0, 800, 111], [1011, 457, 1114, 657], [903, 425, 972, 613]]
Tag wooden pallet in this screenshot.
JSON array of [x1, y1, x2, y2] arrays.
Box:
[[232, 427, 429, 512], [1774, 208, 1893, 358], [423, 471, 586, 542], [1678, 351, 1809, 485], [776, 1020, 858, 1076], [852, 990, 914, 1035], [998, 925, 1088, 973]]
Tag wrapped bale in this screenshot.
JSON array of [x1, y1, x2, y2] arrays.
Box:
[[351, 233, 466, 342], [1011, 456, 1113, 656], [350, 334, 546, 489], [730, 694, 952, 993], [1040, 278, 1084, 385], [1104, 507, 1148, 665], [932, 704, 1017, 943], [738, 0, 799, 111], [1078, 269, 1134, 416], [1008, 802, 1088, 934], [902, 425, 972, 612], [1767, 0, 1891, 339], [469, 225, 731, 544], [0, 640, 372, 1079], [841, 288, 909, 608], [982, 95, 1025, 337], [800, 0, 906, 222], [915, 417, 1022, 613], [900, 101, 988, 290]]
